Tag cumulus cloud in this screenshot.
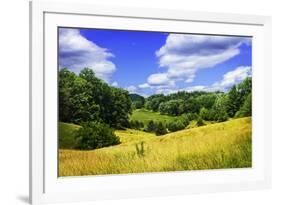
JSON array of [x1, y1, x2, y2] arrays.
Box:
[[126, 85, 137, 93], [155, 34, 250, 83], [141, 34, 249, 89], [138, 83, 151, 89], [59, 28, 116, 82], [181, 66, 252, 93], [212, 66, 252, 91], [138, 34, 250, 95]]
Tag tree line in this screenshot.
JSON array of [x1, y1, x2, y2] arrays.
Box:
[[133, 77, 252, 122], [59, 67, 251, 149], [59, 68, 132, 150], [59, 68, 132, 128]]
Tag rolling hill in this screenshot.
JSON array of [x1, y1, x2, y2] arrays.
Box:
[[59, 117, 252, 176]]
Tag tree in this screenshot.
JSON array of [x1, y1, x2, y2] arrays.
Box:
[[226, 85, 241, 117], [159, 99, 184, 116], [155, 122, 167, 136], [168, 120, 186, 132], [196, 116, 205, 127], [130, 94, 145, 109], [212, 94, 229, 122], [237, 77, 252, 103], [182, 113, 198, 122], [59, 68, 77, 122], [183, 97, 200, 114], [76, 121, 120, 150], [145, 94, 166, 112], [199, 107, 209, 121], [235, 93, 252, 117], [196, 94, 217, 110], [103, 87, 132, 129], [59, 68, 132, 128], [146, 120, 155, 132]]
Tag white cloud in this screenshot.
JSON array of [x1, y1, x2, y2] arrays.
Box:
[[147, 73, 169, 85], [156, 34, 250, 83], [212, 66, 252, 91], [138, 83, 151, 89], [111, 81, 118, 87], [181, 66, 252, 93], [139, 34, 250, 94], [184, 85, 207, 92], [126, 85, 137, 93], [59, 28, 116, 82]]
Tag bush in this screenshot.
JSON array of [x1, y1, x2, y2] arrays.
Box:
[[155, 122, 167, 136], [199, 107, 209, 121], [182, 113, 198, 122], [146, 120, 156, 132], [168, 120, 186, 132], [196, 117, 205, 127], [76, 121, 120, 150], [130, 120, 144, 130]]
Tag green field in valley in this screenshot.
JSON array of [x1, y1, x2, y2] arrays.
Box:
[[130, 109, 183, 125], [59, 117, 252, 176]]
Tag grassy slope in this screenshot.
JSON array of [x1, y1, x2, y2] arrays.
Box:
[[59, 117, 252, 176], [130, 109, 182, 125], [59, 122, 81, 149]]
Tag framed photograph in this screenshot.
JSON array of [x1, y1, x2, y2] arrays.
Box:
[[30, 1, 271, 204]]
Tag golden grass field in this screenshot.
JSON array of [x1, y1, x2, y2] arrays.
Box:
[[59, 117, 252, 176]]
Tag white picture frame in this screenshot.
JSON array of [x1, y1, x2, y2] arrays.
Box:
[[30, 1, 272, 204]]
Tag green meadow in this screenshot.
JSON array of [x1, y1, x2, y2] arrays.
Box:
[[130, 109, 183, 125]]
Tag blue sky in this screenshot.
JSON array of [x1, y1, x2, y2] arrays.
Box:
[[59, 27, 252, 96]]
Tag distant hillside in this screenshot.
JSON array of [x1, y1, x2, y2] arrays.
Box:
[[129, 94, 145, 109], [129, 93, 145, 102]]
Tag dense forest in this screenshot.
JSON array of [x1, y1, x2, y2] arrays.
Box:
[[59, 68, 252, 149]]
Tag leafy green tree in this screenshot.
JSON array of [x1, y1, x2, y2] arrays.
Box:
[[76, 121, 120, 150], [183, 97, 200, 114], [212, 95, 229, 122], [196, 94, 217, 110], [103, 87, 132, 129], [146, 120, 156, 132], [199, 107, 209, 121], [59, 68, 132, 128], [235, 93, 252, 117], [226, 85, 241, 117], [155, 122, 167, 136], [59, 68, 76, 122], [182, 113, 198, 122], [159, 99, 184, 116], [130, 94, 145, 109], [196, 116, 205, 127], [237, 77, 252, 103], [167, 120, 186, 132], [145, 94, 166, 112]]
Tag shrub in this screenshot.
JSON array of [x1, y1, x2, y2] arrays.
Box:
[[196, 117, 205, 127], [135, 141, 145, 157], [182, 113, 198, 122], [130, 120, 144, 130], [199, 107, 209, 121], [146, 120, 156, 132], [155, 122, 167, 136], [168, 120, 186, 132], [76, 121, 120, 150]]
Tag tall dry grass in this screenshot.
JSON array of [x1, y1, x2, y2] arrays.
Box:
[[59, 117, 251, 176]]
